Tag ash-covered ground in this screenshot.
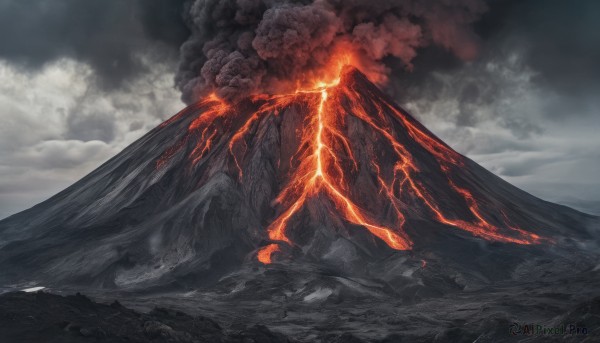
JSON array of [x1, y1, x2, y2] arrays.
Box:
[[85, 265, 600, 342], [0, 291, 290, 343], [3, 259, 598, 343]]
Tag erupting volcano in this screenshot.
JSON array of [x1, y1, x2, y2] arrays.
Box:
[[156, 60, 546, 266], [3, 0, 600, 340], [0, 58, 592, 293], [1, 54, 598, 343]]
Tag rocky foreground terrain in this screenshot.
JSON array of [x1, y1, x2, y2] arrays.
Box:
[[1, 289, 599, 342], [0, 291, 291, 343]]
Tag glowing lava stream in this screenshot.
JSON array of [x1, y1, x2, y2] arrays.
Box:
[[157, 94, 231, 169], [156, 63, 547, 265], [256, 73, 544, 264], [257, 80, 414, 264]]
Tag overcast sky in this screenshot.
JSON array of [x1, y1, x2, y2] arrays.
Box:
[[0, 0, 599, 219]]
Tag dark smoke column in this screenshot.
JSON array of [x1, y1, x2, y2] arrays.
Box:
[[175, 0, 487, 103]]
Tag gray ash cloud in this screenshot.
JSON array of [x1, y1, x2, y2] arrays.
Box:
[[176, 0, 488, 102], [2, 0, 598, 110]]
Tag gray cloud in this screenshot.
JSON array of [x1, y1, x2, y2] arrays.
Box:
[[0, 0, 189, 89], [400, 53, 547, 141], [493, 0, 600, 99], [176, 0, 488, 102], [393, 0, 600, 127], [65, 111, 117, 143], [0, 59, 182, 219]]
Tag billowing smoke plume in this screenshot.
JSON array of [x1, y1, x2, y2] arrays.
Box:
[[176, 0, 487, 102]]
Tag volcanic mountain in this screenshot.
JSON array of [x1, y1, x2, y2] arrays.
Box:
[[0, 67, 596, 294]]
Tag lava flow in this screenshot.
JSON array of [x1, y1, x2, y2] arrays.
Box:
[[156, 93, 230, 169], [257, 76, 414, 261], [156, 57, 547, 265]]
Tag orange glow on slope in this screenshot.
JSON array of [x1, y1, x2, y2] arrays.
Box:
[[156, 55, 548, 265], [375, 99, 543, 244], [156, 93, 230, 169], [342, 88, 543, 246], [254, 64, 413, 262], [257, 243, 280, 264]]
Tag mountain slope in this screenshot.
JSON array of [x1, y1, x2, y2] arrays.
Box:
[[0, 67, 596, 292]]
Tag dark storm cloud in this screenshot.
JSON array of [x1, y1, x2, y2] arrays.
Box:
[[392, 0, 600, 131], [491, 0, 600, 96], [0, 0, 189, 89], [65, 109, 117, 143], [176, 0, 488, 102], [391, 49, 548, 141], [2, 0, 598, 109]]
